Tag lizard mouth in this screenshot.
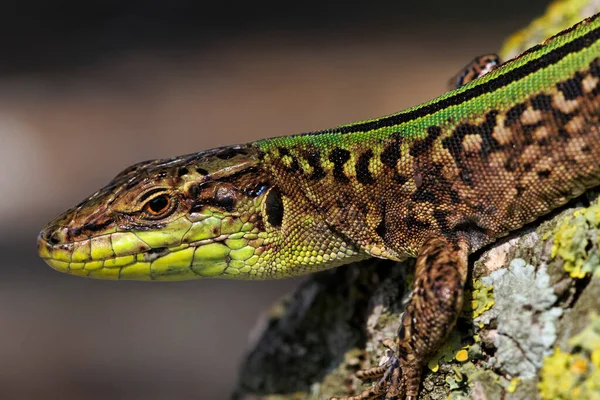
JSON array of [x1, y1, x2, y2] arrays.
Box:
[[37, 225, 265, 281]]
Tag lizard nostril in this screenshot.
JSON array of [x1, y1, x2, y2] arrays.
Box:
[[49, 231, 61, 245], [44, 228, 62, 245]]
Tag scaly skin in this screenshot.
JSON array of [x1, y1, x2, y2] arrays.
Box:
[[39, 14, 600, 399]]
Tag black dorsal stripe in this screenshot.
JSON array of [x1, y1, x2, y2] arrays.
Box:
[[300, 18, 600, 137]]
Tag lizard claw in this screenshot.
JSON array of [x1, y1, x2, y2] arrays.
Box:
[[331, 348, 407, 400]]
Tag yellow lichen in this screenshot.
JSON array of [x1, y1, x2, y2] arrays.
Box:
[[426, 331, 467, 372], [500, 0, 600, 59], [539, 312, 600, 399], [551, 204, 600, 279], [468, 279, 495, 319], [428, 360, 439, 373], [570, 357, 589, 374], [506, 377, 520, 393], [455, 349, 469, 363]]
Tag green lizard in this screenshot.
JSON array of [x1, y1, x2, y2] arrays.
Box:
[[38, 12, 600, 400]]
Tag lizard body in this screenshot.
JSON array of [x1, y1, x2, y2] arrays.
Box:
[[38, 13, 600, 399]]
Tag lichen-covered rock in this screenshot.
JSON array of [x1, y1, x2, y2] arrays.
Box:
[[476, 259, 563, 378], [234, 194, 600, 400], [538, 311, 600, 399]]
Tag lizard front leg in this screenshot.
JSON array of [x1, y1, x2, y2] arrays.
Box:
[[333, 235, 470, 400]]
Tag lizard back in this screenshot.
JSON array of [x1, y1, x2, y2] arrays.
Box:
[[257, 15, 600, 259]]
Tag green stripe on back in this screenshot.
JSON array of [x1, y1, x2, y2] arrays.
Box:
[[256, 13, 600, 152]]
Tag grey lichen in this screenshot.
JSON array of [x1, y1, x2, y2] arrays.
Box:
[[476, 258, 563, 378]]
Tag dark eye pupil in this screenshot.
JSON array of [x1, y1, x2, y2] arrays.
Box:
[[148, 196, 169, 213]]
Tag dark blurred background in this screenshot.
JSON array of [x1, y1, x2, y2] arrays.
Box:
[[1, 1, 551, 399]]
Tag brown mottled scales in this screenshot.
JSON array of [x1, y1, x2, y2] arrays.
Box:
[[448, 53, 501, 89], [38, 14, 600, 400]]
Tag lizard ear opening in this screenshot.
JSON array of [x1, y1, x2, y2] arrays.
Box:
[[264, 187, 283, 228]]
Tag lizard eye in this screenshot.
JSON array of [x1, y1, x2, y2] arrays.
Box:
[[144, 194, 173, 217]]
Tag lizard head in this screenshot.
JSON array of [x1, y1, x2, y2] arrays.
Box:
[[38, 145, 364, 280]]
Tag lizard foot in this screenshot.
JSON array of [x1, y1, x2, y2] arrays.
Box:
[[333, 235, 471, 400], [330, 345, 415, 400]]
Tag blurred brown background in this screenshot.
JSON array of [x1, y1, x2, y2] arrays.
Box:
[[1, 1, 550, 399]]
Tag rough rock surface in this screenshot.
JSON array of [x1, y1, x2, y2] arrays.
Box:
[[233, 192, 600, 400]]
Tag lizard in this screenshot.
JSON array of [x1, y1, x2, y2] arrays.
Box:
[[37, 12, 600, 400]]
